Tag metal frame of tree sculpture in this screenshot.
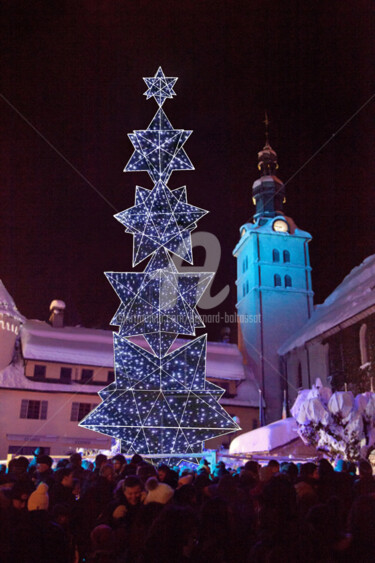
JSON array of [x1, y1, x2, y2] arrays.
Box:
[[80, 67, 240, 464]]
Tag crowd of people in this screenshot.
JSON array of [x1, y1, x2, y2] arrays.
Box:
[[1, 449, 375, 562]]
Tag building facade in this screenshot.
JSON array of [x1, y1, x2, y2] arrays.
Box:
[[0, 287, 258, 459], [279, 254, 375, 401]]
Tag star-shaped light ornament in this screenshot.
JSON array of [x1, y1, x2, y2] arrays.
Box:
[[124, 109, 194, 183], [115, 181, 207, 266], [143, 66, 177, 107], [80, 335, 240, 457], [105, 250, 213, 357]]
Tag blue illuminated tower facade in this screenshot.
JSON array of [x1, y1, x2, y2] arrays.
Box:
[[233, 139, 314, 423], [81, 68, 239, 461]]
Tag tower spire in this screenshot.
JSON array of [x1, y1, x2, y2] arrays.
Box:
[[257, 112, 279, 177], [263, 111, 270, 145], [251, 114, 285, 219]]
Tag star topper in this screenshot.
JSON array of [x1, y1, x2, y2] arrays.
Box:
[[143, 67, 177, 107]]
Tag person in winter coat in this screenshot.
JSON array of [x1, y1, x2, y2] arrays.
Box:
[[49, 467, 76, 511]]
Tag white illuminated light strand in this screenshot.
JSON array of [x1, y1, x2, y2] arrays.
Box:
[[80, 67, 240, 460]]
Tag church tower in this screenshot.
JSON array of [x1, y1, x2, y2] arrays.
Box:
[[233, 133, 313, 423]]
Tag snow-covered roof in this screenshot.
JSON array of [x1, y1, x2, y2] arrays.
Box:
[[279, 254, 375, 355], [221, 397, 258, 408], [199, 340, 246, 382], [229, 417, 298, 454], [0, 360, 102, 394], [224, 365, 261, 408], [0, 280, 25, 323], [21, 320, 115, 367], [18, 320, 246, 379]]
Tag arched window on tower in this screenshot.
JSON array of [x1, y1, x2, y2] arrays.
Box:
[[274, 274, 281, 287], [242, 256, 249, 272], [359, 324, 369, 366], [272, 249, 280, 262], [283, 250, 290, 263], [285, 275, 292, 288]]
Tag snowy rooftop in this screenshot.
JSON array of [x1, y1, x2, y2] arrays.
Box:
[[229, 417, 299, 454], [279, 254, 375, 354], [19, 320, 246, 381], [0, 318, 263, 409], [21, 320, 115, 368], [0, 360, 103, 394]]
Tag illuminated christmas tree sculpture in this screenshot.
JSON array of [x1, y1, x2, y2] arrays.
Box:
[[80, 68, 239, 462]]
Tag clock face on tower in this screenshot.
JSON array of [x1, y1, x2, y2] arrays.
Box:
[[273, 219, 289, 233]]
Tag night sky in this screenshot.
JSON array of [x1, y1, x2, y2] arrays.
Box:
[[1, 1, 374, 342]]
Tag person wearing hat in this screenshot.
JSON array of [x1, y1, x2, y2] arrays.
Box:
[[198, 458, 211, 476], [27, 482, 49, 512], [212, 461, 228, 481], [35, 454, 55, 489], [27, 446, 46, 478], [6, 456, 29, 480], [144, 477, 174, 504], [112, 453, 127, 483]]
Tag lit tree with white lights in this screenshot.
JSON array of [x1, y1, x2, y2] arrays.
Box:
[[80, 68, 239, 462]]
